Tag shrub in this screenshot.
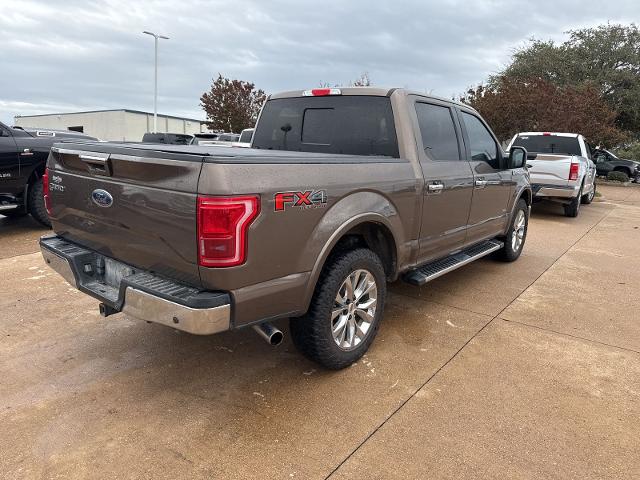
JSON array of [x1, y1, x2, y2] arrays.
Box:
[[607, 171, 630, 182]]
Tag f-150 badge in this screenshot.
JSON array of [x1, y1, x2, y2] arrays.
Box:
[[274, 190, 327, 211]]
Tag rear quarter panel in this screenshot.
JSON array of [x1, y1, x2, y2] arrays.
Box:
[[197, 159, 420, 325]]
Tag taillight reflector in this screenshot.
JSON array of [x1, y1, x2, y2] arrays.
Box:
[[197, 195, 259, 267], [302, 88, 342, 97], [42, 168, 52, 215], [569, 162, 580, 181]]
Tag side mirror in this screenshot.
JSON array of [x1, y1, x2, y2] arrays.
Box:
[[509, 146, 527, 169]]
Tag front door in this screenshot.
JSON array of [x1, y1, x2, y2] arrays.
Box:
[[458, 110, 513, 245], [413, 99, 474, 263]]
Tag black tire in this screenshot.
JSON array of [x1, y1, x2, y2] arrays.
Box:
[[563, 184, 583, 218], [290, 248, 386, 370], [581, 179, 596, 204], [496, 198, 528, 262], [27, 177, 51, 227]]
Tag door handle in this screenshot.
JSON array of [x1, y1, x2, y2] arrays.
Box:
[[20, 148, 34, 156], [475, 179, 488, 188], [427, 183, 444, 194]]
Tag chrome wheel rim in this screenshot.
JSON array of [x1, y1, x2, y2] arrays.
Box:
[[331, 269, 377, 351], [511, 209, 526, 252]]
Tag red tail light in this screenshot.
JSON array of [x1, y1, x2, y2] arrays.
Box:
[[569, 162, 580, 181], [42, 168, 52, 215], [302, 88, 342, 96], [197, 195, 259, 267]]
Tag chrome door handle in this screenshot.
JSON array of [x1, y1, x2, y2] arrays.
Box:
[[20, 148, 34, 156], [427, 183, 444, 193], [475, 179, 488, 188]]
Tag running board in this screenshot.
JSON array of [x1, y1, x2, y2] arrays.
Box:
[[404, 240, 504, 286]]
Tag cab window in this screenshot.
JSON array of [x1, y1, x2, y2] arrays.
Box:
[[461, 112, 498, 168]]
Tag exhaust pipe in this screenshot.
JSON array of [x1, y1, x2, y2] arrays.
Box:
[[252, 322, 284, 346]]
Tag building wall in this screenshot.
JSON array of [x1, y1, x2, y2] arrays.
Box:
[[14, 111, 206, 142]]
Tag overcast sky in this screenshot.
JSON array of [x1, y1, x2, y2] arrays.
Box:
[[1, 0, 638, 124]]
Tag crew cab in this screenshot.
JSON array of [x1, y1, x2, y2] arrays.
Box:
[[0, 121, 96, 225], [508, 132, 597, 217], [592, 148, 640, 182], [41, 87, 532, 369]]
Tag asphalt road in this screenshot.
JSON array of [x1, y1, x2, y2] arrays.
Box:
[[1, 184, 639, 479]]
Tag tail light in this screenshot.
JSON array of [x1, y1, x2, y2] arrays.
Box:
[[42, 168, 52, 215], [197, 195, 259, 267], [569, 162, 580, 181]]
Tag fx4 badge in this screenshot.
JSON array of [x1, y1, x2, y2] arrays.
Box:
[[274, 190, 327, 211]]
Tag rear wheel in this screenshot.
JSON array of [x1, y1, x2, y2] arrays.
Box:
[[290, 248, 386, 369], [563, 184, 583, 218], [581, 179, 596, 204], [496, 198, 528, 262], [27, 177, 51, 227]]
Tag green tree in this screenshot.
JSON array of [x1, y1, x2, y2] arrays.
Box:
[[461, 78, 626, 146], [200, 74, 266, 133], [496, 23, 640, 134]]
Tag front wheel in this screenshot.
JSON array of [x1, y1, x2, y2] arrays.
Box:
[[496, 198, 528, 262], [290, 248, 386, 369]]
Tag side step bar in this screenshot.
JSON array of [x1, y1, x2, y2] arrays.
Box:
[[404, 240, 504, 286]]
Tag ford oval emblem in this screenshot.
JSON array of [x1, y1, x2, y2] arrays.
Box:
[[91, 189, 113, 208]]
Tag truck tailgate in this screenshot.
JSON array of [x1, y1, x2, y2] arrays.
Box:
[[527, 154, 571, 187], [47, 144, 204, 287]]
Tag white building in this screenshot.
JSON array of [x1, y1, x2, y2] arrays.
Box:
[[14, 109, 208, 142]]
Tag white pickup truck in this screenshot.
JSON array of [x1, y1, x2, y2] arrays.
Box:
[[508, 132, 597, 217]]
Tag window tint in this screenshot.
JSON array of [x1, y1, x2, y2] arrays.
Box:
[[239, 129, 253, 143], [415, 103, 460, 160], [512, 135, 580, 156], [461, 112, 498, 168], [252, 96, 399, 157]]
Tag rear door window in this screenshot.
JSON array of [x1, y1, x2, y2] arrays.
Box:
[[415, 102, 461, 160], [252, 96, 399, 157]]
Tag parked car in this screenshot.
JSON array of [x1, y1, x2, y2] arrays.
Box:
[[0, 121, 96, 226], [508, 132, 597, 217], [141, 132, 195, 145], [40, 87, 531, 369], [592, 148, 640, 182], [232, 128, 254, 148]]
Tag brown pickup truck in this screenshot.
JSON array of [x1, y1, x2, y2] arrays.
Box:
[[41, 87, 531, 369]]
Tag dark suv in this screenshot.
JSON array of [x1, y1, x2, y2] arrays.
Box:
[[593, 149, 640, 182]]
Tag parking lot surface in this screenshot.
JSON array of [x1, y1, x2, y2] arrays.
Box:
[[1, 184, 639, 479]]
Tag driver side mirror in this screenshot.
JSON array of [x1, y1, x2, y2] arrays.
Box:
[[509, 146, 527, 169]]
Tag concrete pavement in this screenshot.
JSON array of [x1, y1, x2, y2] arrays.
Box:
[[1, 185, 639, 479]]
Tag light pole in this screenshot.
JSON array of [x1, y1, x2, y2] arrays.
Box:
[[142, 31, 169, 133]]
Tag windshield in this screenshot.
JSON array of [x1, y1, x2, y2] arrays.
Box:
[[512, 135, 581, 156], [252, 96, 399, 157]]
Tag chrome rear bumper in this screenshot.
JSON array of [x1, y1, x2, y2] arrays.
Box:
[[40, 235, 231, 335], [532, 183, 578, 199]]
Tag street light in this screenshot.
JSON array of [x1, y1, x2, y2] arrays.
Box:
[[142, 30, 169, 133]]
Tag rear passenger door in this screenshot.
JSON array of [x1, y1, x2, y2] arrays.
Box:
[[413, 100, 474, 263], [458, 110, 512, 245]]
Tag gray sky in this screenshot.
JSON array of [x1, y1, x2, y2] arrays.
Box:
[[1, 0, 638, 124]]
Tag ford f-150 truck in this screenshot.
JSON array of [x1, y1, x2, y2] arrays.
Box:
[[40, 87, 531, 369], [0, 121, 96, 225], [508, 132, 597, 217]]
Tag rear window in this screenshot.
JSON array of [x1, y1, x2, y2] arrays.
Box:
[[239, 129, 254, 143], [513, 135, 580, 156], [252, 96, 399, 157]]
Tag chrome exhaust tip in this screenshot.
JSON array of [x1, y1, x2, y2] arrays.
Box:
[[252, 322, 284, 346]]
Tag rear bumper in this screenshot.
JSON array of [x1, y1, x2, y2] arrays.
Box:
[[40, 235, 231, 335], [532, 183, 578, 199]]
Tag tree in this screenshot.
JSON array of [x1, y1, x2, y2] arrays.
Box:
[[496, 23, 640, 134], [200, 74, 266, 133], [319, 72, 372, 87], [461, 78, 627, 146]]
